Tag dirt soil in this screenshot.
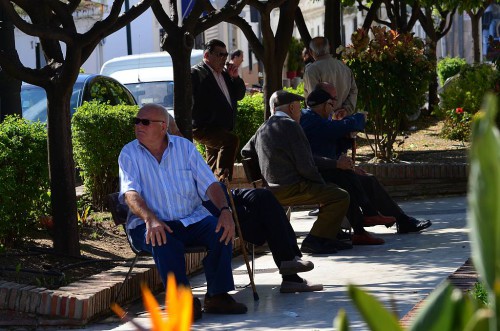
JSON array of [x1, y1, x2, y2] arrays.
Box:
[[0, 115, 469, 290]]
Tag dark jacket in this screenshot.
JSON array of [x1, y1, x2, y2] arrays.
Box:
[[191, 62, 246, 131]]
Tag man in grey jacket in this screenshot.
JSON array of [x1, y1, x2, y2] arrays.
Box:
[[241, 90, 350, 254]]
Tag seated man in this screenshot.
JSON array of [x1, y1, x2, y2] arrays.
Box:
[[119, 104, 247, 318], [301, 87, 395, 245], [167, 113, 321, 293], [241, 90, 350, 254], [311, 82, 432, 234]]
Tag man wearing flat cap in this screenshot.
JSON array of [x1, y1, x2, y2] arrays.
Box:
[[241, 90, 350, 255]]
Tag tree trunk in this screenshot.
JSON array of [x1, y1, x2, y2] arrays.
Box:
[[262, 56, 283, 119], [0, 6, 21, 121], [325, 0, 341, 54], [163, 32, 195, 141], [427, 40, 439, 114], [46, 83, 80, 257], [469, 12, 481, 63]]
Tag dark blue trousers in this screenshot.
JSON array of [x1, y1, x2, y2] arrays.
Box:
[[128, 216, 235, 296]]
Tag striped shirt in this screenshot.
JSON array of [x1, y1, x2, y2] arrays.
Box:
[[118, 134, 217, 230]]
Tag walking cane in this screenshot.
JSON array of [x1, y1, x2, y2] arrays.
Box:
[[221, 175, 260, 301]]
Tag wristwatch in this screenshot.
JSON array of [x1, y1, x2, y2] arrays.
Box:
[[220, 206, 232, 214]]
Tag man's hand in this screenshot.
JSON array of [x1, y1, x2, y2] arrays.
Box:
[[337, 153, 354, 171], [215, 209, 236, 245], [227, 63, 239, 78], [145, 218, 173, 246]]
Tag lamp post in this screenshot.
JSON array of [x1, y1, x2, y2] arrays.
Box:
[[125, 0, 132, 55]]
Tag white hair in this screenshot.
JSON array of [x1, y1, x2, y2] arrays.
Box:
[[140, 103, 170, 126], [269, 91, 279, 114], [309, 37, 330, 57]]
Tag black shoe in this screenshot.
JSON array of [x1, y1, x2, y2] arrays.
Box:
[[397, 217, 432, 234], [325, 238, 353, 250], [336, 230, 352, 241], [300, 234, 338, 254], [203, 293, 247, 314], [193, 297, 202, 321], [308, 209, 319, 216]]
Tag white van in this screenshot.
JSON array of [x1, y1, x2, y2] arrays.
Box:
[[100, 50, 204, 115]]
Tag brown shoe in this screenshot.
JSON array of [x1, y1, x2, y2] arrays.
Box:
[[203, 293, 247, 314], [352, 232, 385, 245], [280, 279, 324, 293], [193, 297, 202, 321], [363, 214, 396, 227]]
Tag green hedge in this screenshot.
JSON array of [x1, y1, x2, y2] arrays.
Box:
[[437, 57, 467, 86], [72, 102, 138, 210], [438, 64, 500, 141], [234, 92, 265, 160], [0, 116, 49, 246]]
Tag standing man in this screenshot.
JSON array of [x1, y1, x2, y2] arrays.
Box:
[[191, 39, 246, 180], [242, 90, 350, 254], [119, 104, 247, 317], [303, 36, 358, 115]]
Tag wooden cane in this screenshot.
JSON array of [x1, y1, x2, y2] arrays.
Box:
[[222, 177, 259, 301]]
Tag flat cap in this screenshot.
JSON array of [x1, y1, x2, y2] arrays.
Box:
[[306, 88, 332, 107], [273, 90, 305, 107]]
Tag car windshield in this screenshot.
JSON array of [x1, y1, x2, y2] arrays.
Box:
[[21, 83, 84, 122], [125, 81, 174, 110]]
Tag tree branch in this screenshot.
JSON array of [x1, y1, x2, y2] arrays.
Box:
[[226, 14, 264, 60], [294, 6, 311, 47]]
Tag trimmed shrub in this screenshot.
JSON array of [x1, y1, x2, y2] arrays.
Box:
[[0, 115, 49, 246], [72, 101, 138, 210], [235, 92, 265, 160], [343, 27, 433, 161], [438, 63, 500, 141], [437, 57, 467, 86]]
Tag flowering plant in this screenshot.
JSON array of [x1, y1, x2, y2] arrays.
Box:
[[343, 27, 432, 161]]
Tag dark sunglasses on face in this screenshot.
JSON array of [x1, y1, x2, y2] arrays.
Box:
[[133, 117, 165, 126], [213, 51, 229, 58]]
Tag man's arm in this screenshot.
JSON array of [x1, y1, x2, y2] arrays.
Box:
[[241, 134, 258, 160], [205, 182, 235, 245], [124, 191, 173, 247]]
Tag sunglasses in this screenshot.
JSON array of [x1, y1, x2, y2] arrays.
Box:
[[213, 51, 229, 58], [133, 117, 165, 126]]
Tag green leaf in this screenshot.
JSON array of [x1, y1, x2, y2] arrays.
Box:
[[468, 94, 500, 293], [409, 283, 459, 331], [463, 308, 492, 331], [334, 308, 350, 331], [348, 285, 403, 331]]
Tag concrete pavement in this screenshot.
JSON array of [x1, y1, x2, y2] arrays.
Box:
[[73, 195, 470, 331]]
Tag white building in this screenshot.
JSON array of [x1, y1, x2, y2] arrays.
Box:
[[13, 1, 482, 83]]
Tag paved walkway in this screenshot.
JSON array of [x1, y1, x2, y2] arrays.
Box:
[[67, 195, 469, 331]]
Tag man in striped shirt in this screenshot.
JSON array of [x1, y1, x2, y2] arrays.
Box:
[[119, 104, 247, 317]]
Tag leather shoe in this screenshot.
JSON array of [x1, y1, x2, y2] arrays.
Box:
[[300, 234, 338, 254], [193, 297, 202, 321], [337, 230, 352, 241], [279, 256, 314, 275], [397, 217, 432, 234], [326, 238, 353, 250], [352, 232, 385, 245], [363, 214, 396, 227], [203, 293, 247, 314], [308, 208, 319, 216], [280, 279, 324, 293]]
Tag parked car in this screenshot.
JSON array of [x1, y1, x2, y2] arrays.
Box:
[[100, 50, 204, 116], [21, 74, 137, 122]]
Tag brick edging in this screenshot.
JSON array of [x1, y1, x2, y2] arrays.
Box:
[[400, 258, 477, 327], [0, 238, 243, 326]]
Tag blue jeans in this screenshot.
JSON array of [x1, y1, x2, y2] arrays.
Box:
[[128, 216, 235, 295]]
